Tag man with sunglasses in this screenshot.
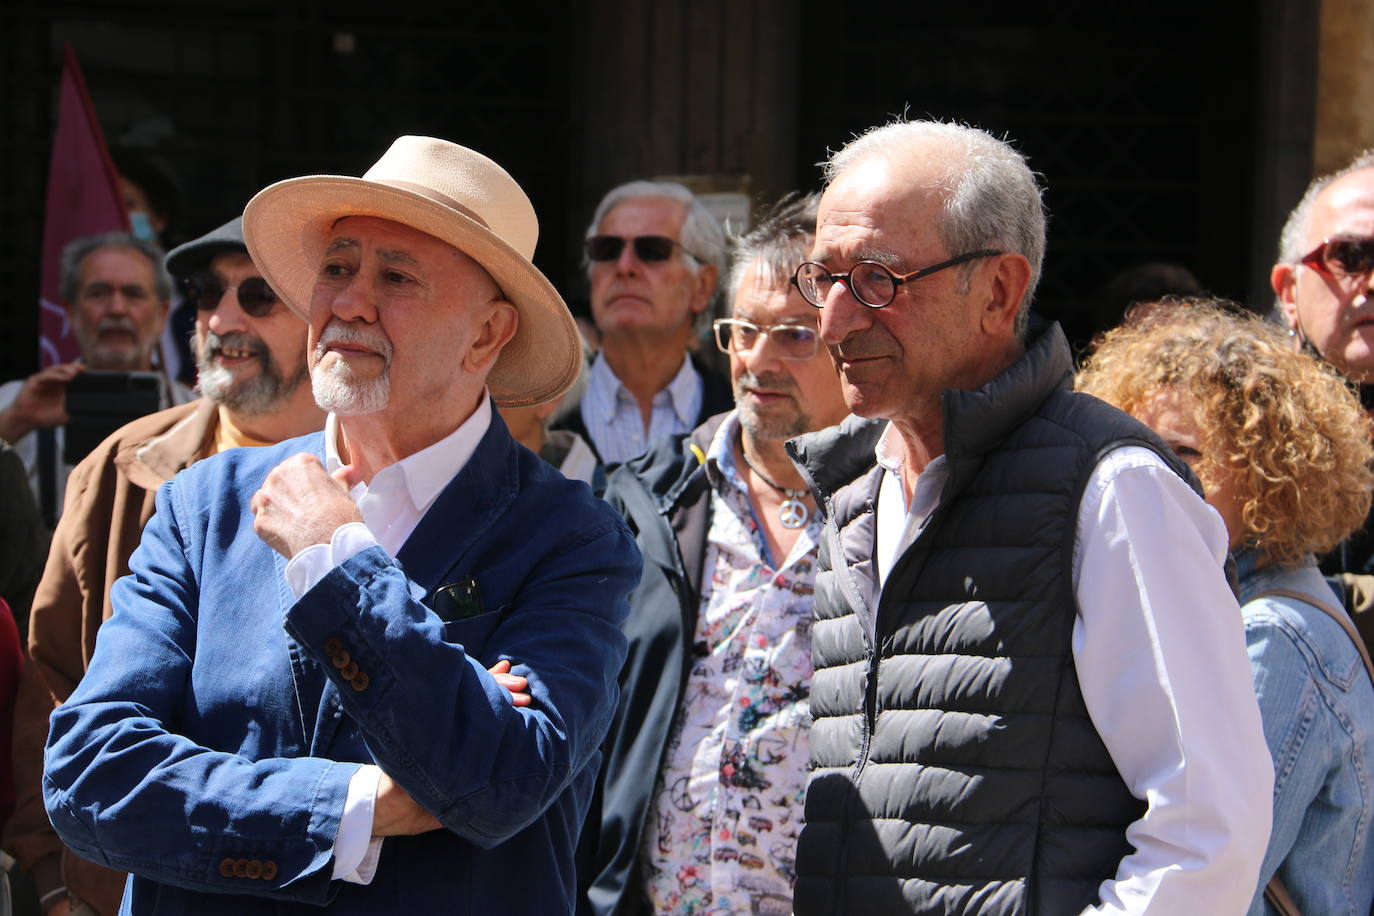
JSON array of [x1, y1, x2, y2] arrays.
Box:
[[5, 217, 325, 916], [554, 180, 732, 465], [579, 193, 848, 915], [0, 232, 193, 523], [784, 119, 1270, 915], [1272, 150, 1374, 577]]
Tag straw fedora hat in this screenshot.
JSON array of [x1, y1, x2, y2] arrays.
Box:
[[241, 136, 580, 407]]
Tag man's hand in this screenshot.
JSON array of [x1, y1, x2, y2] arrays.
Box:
[[371, 773, 442, 837], [0, 361, 81, 444], [250, 454, 363, 558], [365, 663, 524, 839], [488, 659, 530, 707]]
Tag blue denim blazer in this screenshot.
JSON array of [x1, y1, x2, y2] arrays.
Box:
[[1239, 550, 1374, 916], [43, 411, 640, 915]]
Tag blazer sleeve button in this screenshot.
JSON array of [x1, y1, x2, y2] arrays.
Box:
[[246, 860, 264, 879], [232, 858, 249, 878], [351, 672, 370, 691], [323, 637, 343, 655], [219, 858, 236, 878], [331, 649, 351, 669], [340, 661, 359, 679], [263, 860, 278, 881]]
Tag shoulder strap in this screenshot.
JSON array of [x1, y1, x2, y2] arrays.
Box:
[[1250, 586, 1374, 687], [1263, 874, 1302, 916], [1251, 585, 1374, 916]]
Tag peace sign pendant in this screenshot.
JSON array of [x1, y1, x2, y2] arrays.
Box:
[[779, 498, 809, 529]]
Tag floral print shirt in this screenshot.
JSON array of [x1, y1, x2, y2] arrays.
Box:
[[641, 415, 819, 915]]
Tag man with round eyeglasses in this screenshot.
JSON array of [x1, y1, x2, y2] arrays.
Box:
[[5, 217, 326, 916], [553, 180, 733, 465], [581, 193, 849, 915], [783, 118, 1270, 915]]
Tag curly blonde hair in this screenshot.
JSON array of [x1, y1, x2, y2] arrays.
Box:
[[1076, 299, 1374, 566]]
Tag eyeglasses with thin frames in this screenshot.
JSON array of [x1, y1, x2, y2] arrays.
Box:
[[712, 317, 820, 360], [792, 249, 1002, 308]]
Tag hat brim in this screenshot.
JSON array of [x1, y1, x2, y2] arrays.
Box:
[[242, 176, 580, 408]]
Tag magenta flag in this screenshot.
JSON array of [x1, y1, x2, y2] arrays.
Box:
[[38, 44, 129, 367]]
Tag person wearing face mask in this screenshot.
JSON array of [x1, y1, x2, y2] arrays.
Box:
[[3, 217, 326, 916], [112, 149, 202, 390], [1078, 298, 1374, 916], [0, 233, 193, 521]]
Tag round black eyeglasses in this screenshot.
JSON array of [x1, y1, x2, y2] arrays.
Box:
[[791, 249, 1001, 308]]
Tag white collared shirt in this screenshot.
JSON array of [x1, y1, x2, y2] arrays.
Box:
[[579, 351, 702, 464], [282, 397, 492, 885], [873, 423, 1272, 914]]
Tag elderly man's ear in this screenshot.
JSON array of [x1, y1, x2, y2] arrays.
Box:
[[977, 253, 1033, 336], [1270, 262, 1301, 333], [461, 301, 519, 374], [688, 263, 719, 315]]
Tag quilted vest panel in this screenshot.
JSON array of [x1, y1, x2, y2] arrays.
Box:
[[797, 390, 1193, 916]]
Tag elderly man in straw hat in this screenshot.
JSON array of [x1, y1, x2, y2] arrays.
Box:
[[39, 137, 641, 915]]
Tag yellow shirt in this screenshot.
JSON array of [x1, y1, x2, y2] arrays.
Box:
[[213, 407, 276, 455]]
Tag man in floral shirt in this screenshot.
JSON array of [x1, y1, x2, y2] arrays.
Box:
[[579, 194, 850, 915]]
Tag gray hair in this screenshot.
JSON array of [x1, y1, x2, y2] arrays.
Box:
[[725, 192, 819, 306], [59, 231, 171, 303], [582, 180, 727, 278], [822, 118, 1047, 337], [1277, 149, 1374, 266]]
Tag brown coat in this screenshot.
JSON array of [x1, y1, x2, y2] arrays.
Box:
[[6, 399, 218, 915]]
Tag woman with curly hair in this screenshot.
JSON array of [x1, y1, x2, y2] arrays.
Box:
[[1078, 298, 1374, 916]]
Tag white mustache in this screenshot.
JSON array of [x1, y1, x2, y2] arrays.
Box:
[[316, 320, 393, 366]]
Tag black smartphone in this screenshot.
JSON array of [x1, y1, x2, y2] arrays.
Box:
[[63, 370, 164, 464]]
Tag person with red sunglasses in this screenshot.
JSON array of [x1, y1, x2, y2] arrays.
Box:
[[1272, 150, 1374, 580]]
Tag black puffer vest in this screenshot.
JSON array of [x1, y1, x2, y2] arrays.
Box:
[[786, 324, 1198, 916]]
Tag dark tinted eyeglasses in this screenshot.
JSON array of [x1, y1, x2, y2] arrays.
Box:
[[185, 272, 279, 318], [712, 318, 820, 360], [792, 249, 1002, 308], [1301, 237, 1374, 278], [585, 234, 696, 264]]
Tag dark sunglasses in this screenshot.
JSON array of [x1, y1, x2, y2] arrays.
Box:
[[185, 272, 279, 318], [1301, 237, 1374, 278], [585, 234, 694, 264]]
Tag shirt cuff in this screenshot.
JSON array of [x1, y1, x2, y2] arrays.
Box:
[[283, 522, 380, 599], [332, 764, 382, 884]]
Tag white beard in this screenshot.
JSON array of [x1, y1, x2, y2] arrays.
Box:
[[311, 358, 390, 415], [310, 320, 394, 415]]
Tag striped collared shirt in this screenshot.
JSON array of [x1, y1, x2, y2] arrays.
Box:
[[579, 351, 703, 464]]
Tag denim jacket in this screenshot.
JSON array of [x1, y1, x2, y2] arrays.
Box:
[[1239, 549, 1374, 915]]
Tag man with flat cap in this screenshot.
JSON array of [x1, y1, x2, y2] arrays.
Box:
[[6, 216, 325, 916], [41, 137, 641, 915]]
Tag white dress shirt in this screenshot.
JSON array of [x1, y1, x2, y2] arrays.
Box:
[[283, 398, 492, 884], [874, 426, 1272, 915], [579, 351, 702, 463]]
